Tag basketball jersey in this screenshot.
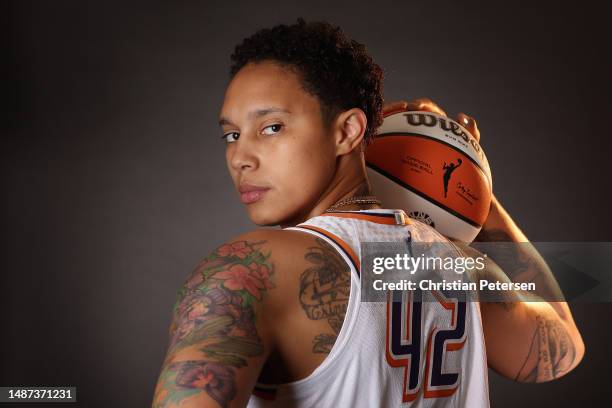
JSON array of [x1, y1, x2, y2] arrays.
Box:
[[247, 209, 490, 408]]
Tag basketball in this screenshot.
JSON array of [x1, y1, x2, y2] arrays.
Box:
[[365, 109, 493, 242]]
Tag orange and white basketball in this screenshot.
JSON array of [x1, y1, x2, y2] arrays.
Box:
[[366, 109, 492, 242]]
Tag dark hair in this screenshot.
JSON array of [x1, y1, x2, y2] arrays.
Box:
[[229, 18, 384, 145]]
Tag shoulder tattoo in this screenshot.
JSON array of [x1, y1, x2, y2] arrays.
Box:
[[153, 240, 275, 408]]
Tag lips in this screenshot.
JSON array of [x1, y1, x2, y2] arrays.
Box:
[[238, 183, 270, 204]]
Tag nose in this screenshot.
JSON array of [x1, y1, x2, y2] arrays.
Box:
[[228, 135, 258, 172]]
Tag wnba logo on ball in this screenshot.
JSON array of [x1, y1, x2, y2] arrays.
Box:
[[442, 158, 462, 198]]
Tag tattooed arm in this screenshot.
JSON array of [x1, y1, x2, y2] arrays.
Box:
[[471, 195, 585, 382], [152, 232, 277, 408]]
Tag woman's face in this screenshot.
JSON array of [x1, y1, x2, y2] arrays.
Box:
[[219, 61, 338, 226]]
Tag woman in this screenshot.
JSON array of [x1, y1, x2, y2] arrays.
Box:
[[153, 19, 584, 408]]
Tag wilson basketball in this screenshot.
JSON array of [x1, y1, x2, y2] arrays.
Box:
[[365, 110, 493, 242]]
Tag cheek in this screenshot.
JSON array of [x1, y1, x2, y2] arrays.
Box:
[[272, 138, 335, 198]]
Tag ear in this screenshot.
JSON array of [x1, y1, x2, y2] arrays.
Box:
[[334, 108, 367, 156]]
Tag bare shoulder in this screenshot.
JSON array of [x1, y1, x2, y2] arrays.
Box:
[[200, 228, 346, 308], [213, 228, 343, 274], [154, 229, 335, 407], [170, 228, 343, 335], [230, 228, 325, 256], [154, 228, 353, 406], [238, 228, 354, 365]]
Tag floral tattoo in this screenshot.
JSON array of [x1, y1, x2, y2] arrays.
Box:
[[153, 240, 274, 408]]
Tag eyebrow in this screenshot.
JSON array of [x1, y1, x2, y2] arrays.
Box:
[[218, 107, 291, 127]]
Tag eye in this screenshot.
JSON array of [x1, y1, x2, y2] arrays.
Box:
[[222, 132, 240, 143], [262, 124, 283, 135]]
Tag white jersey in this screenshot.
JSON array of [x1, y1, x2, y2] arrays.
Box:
[[247, 209, 490, 408]]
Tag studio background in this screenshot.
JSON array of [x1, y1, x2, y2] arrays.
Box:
[[2, 1, 611, 406]]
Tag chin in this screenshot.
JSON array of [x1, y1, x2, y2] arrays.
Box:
[[246, 202, 302, 227], [246, 206, 284, 226]]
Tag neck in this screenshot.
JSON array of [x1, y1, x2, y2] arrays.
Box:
[[280, 153, 382, 228]]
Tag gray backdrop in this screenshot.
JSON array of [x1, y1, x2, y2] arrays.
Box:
[[2, 0, 611, 406]]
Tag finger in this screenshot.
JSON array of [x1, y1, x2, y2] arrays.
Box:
[[405, 97, 447, 117], [382, 100, 409, 116], [455, 112, 480, 142]]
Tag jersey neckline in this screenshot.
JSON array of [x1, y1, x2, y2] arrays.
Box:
[[319, 208, 411, 226]]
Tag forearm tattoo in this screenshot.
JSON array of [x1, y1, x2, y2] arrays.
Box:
[[474, 227, 565, 303], [515, 315, 576, 382], [473, 228, 532, 281], [153, 240, 275, 408], [299, 238, 350, 353]]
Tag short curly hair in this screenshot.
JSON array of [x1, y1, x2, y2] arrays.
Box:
[[229, 18, 384, 145]]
